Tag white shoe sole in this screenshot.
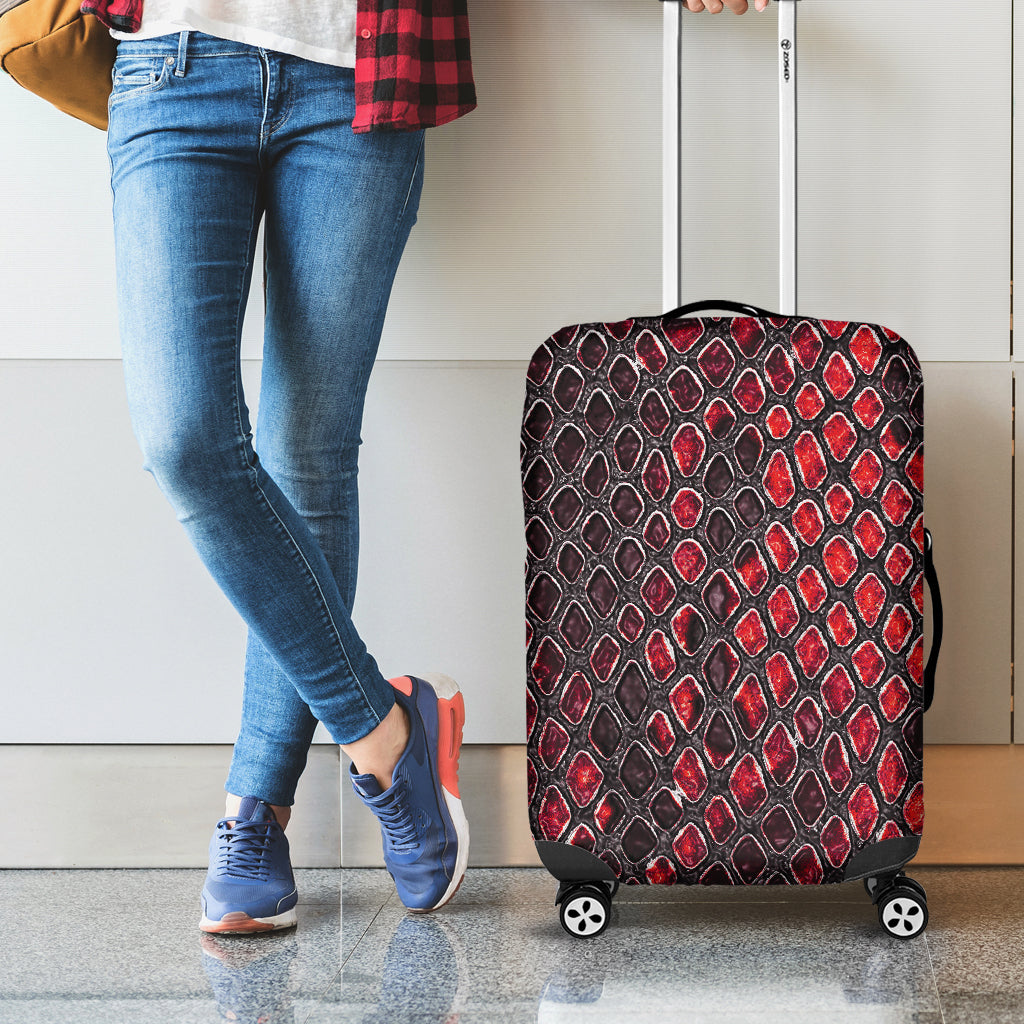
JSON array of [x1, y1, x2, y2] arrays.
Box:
[[199, 905, 298, 934], [416, 672, 471, 912]]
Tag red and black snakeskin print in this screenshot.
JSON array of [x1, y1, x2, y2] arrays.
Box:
[[522, 315, 925, 886]]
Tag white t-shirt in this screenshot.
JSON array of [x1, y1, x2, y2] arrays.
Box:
[[108, 1, 357, 69]]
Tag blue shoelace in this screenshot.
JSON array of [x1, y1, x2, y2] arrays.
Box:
[[214, 817, 275, 880], [372, 781, 420, 854]]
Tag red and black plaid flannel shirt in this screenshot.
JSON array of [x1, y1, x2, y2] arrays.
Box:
[[79, 0, 477, 133]]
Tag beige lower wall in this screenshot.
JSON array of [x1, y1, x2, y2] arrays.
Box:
[[0, 744, 1019, 868], [0, 745, 341, 868], [915, 745, 1024, 864]]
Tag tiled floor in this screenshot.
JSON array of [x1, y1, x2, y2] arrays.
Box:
[[0, 867, 1021, 1023]]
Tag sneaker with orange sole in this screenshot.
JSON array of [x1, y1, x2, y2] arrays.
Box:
[[349, 673, 469, 912]]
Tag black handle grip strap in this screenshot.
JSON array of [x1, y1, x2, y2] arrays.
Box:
[[661, 300, 787, 320], [922, 527, 942, 713]]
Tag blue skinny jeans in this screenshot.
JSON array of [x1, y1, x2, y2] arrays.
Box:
[[106, 29, 424, 805]]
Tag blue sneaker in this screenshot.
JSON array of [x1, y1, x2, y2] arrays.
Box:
[[349, 672, 470, 912], [199, 796, 298, 934]]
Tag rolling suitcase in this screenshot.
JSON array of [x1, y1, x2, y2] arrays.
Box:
[[520, 1, 943, 940]]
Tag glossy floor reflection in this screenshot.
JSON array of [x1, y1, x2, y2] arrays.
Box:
[[0, 867, 1021, 1023]]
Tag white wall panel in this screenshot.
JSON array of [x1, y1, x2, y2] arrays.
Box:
[[354, 361, 530, 742], [382, 0, 665, 359], [0, 360, 263, 743], [675, 1, 1009, 361], [922, 362, 1012, 743], [0, 85, 121, 360]]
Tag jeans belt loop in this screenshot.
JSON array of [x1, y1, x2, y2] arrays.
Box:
[[175, 30, 189, 77]]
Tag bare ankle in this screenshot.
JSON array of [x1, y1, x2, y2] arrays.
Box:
[[342, 700, 411, 791]]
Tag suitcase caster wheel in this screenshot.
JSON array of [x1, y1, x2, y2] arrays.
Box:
[[866, 872, 927, 905], [558, 884, 611, 939], [877, 885, 928, 939], [896, 875, 927, 903]]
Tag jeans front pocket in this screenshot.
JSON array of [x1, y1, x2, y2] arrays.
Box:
[[109, 54, 174, 105]]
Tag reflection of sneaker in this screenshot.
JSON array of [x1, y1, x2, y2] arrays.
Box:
[[358, 914, 469, 1023], [349, 673, 469, 912], [199, 796, 298, 934], [199, 931, 298, 1024]]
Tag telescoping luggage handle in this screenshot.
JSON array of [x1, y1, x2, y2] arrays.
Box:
[[660, 0, 800, 317]]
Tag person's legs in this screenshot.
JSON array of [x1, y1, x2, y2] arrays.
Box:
[[107, 30, 464, 927], [225, 50, 425, 809]]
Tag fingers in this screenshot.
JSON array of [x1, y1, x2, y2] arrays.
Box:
[[685, 0, 770, 11]]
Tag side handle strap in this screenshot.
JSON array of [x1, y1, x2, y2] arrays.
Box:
[[922, 527, 942, 713]]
